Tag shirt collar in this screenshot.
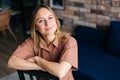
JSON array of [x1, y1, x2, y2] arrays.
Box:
[[39, 38, 59, 49], [53, 37, 59, 48]]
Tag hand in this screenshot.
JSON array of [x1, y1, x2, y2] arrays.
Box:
[[34, 56, 44, 66], [34, 56, 40, 60], [27, 57, 36, 63]]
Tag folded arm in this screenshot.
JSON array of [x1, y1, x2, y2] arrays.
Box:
[[7, 56, 45, 71], [34, 56, 72, 79]]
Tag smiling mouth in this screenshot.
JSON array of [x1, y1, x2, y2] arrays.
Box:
[[45, 27, 52, 30]]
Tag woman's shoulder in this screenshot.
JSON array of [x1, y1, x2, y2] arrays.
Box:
[[64, 34, 76, 42], [25, 37, 33, 42], [21, 37, 34, 46], [61, 34, 77, 49], [62, 34, 77, 47]]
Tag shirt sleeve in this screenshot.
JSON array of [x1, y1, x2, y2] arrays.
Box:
[[12, 38, 34, 59], [59, 36, 78, 70]]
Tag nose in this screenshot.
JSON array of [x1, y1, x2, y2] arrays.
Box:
[[45, 19, 50, 26]]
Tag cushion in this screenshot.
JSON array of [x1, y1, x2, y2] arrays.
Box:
[[74, 25, 107, 48], [108, 21, 120, 55], [78, 43, 120, 80]]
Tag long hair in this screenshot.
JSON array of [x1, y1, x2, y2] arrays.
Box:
[[30, 5, 65, 53]]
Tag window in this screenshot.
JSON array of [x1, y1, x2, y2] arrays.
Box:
[[49, 0, 64, 10]]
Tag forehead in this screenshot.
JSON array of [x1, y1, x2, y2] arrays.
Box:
[[36, 8, 53, 18]]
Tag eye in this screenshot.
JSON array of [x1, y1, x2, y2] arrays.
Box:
[[38, 19, 45, 23], [49, 16, 54, 20]]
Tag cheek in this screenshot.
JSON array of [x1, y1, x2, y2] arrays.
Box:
[[35, 24, 43, 31], [55, 24, 57, 30], [52, 23, 57, 31], [52, 20, 57, 28]]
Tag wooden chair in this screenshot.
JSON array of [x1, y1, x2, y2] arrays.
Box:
[[17, 70, 59, 80], [0, 10, 17, 41]]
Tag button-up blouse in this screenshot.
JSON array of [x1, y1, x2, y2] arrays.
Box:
[[13, 34, 78, 80]]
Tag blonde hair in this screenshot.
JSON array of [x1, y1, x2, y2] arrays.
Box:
[[30, 5, 65, 53]]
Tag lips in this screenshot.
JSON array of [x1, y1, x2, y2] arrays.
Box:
[[45, 27, 52, 30]]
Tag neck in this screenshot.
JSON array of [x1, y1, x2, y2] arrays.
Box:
[[43, 35, 55, 45]]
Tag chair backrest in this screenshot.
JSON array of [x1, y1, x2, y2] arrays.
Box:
[[17, 70, 59, 80], [0, 10, 11, 31]]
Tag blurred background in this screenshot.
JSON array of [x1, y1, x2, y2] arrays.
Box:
[[0, 0, 120, 79]]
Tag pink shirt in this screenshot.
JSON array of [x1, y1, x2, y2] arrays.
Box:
[[13, 34, 78, 80]]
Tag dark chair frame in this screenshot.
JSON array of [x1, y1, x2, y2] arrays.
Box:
[[17, 70, 59, 80]]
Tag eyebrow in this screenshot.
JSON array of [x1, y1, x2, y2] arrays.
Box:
[[36, 14, 54, 21]]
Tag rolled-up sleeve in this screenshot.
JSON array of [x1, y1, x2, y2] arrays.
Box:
[[60, 36, 78, 70], [12, 38, 34, 59]]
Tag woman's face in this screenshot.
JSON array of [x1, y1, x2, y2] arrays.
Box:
[[35, 8, 57, 36]]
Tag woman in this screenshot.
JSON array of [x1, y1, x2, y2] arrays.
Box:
[[8, 5, 78, 80]]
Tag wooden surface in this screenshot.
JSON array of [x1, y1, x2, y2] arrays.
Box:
[[0, 31, 28, 78]]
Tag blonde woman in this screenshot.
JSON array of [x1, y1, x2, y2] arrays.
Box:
[[8, 5, 78, 80]]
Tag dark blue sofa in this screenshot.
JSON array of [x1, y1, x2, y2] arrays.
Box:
[[73, 21, 120, 80]]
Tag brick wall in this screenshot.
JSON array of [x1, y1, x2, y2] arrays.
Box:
[[47, 0, 120, 32]]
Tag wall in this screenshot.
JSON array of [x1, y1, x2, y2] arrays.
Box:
[[47, 0, 120, 32]]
